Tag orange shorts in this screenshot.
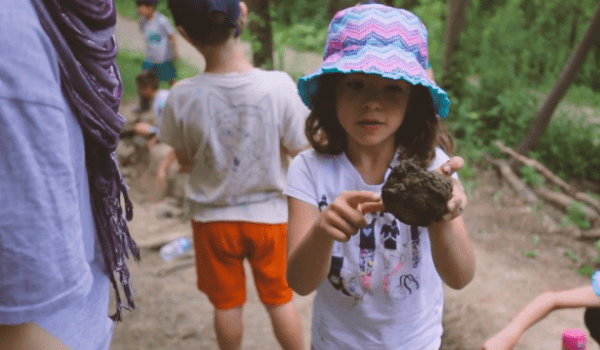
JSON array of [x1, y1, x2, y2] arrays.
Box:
[[191, 221, 293, 310]]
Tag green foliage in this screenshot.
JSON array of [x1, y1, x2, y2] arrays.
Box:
[[564, 249, 580, 263], [522, 249, 538, 258], [519, 166, 544, 189], [115, 0, 174, 23], [578, 264, 595, 278], [593, 239, 600, 264], [111, 0, 600, 186], [115, 49, 199, 101], [566, 201, 591, 230]]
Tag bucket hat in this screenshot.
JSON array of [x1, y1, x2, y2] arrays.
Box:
[[298, 4, 450, 118]]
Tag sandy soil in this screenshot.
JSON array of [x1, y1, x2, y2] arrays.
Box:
[[110, 101, 600, 349], [111, 15, 600, 350]]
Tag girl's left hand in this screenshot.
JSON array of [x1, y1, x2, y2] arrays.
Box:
[[436, 156, 468, 221]]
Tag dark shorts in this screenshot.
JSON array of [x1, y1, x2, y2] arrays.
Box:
[[142, 60, 177, 82]]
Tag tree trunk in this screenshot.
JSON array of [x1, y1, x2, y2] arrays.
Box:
[[515, 1, 600, 156], [441, 0, 469, 87], [246, 0, 274, 69], [327, 0, 343, 20]]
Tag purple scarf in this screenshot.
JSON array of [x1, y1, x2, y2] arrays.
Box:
[[31, 0, 139, 321]]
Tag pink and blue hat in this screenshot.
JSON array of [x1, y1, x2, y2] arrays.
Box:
[[298, 4, 450, 118]]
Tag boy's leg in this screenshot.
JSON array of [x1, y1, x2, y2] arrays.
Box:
[[245, 222, 305, 350], [215, 307, 243, 350], [265, 301, 304, 350], [156, 61, 177, 86], [191, 221, 249, 350]]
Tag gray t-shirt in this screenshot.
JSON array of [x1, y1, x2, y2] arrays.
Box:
[[0, 1, 113, 349], [140, 11, 174, 64]]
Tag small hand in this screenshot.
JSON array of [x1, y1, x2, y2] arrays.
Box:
[[133, 122, 154, 137], [317, 191, 384, 242], [435, 156, 468, 221]]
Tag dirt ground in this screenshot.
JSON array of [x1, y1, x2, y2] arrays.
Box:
[[109, 100, 599, 350], [110, 15, 600, 348]]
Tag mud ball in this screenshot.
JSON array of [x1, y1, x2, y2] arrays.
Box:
[[381, 160, 453, 227]]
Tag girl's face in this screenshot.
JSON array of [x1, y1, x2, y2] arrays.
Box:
[[335, 73, 411, 151]]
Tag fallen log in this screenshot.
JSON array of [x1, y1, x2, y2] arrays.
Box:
[[580, 228, 600, 240], [484, 155, 538, 206], [496, 141, 600, 215], [535, 187, 600, 227]]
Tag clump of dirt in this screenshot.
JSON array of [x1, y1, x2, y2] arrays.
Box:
[[381, 160, 453, 226]]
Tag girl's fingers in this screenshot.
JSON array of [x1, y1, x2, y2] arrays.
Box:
[[359, 200, 385, 214], [437, 156, 465, 176], [324, 210, 360, 237], [344, 190, 382, 208]]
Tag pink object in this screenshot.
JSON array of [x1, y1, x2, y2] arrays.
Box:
[[562, 329, 586, 350]]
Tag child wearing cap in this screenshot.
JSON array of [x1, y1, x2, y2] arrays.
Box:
[[136, 0, 178, 93], [285, 3, 475, 349], [481, 270, 600, 349], [160, 0, 309, 349]]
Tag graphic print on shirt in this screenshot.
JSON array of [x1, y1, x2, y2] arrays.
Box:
[[146, 31, 162, 45], [379, 212, 403, 291], [318, 194, 328, 211], [359, 214, 376, 289], [202, 94, 274, 204], [410, 225, 421, 268], [389, 225, 422, 300]]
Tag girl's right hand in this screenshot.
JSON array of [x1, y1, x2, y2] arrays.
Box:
[[316, 191, 384, 242]]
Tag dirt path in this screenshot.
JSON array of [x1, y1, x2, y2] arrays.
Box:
[[112, 15, 600, 350]]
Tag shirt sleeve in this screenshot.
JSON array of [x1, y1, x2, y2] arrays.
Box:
[[0, 6, 92, 324], [158, 91, 185, 150], [280, 73, 310, 152], [160, 14, 174, 36], [284, 152, 320, 208]]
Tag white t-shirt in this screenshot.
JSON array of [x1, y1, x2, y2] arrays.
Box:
[[159, 69, 309, 223], [152, 88, 169, 124], [285, 148, 456, 350]]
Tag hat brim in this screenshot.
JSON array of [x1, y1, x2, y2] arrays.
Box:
[[298, 45, 450, 118]]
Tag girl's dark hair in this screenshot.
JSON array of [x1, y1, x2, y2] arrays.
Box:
[[305, 73, 454, 168], [585, 307, 600, 345]]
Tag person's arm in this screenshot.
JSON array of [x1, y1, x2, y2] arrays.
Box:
[[0, 323, 69, 350], [156, 147, 177, 187], [427, 156, 476, 290], [282, 143, 311, 159], [286, 191, 384, 295], [169, 34, 178, 61], [173, 149, 192, 173], [481, 286, 600, 350]]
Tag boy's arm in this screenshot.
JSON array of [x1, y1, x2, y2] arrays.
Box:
[[169, 34, 178, 61], [481, 287, 600, 350], [282, 143, 311, 159], [173, 149, 192, 173]]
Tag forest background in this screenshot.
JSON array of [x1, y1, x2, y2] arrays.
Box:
[[115, 0, 600, 244]]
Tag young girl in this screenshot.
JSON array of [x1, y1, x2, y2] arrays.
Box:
[[481, 271, 600, 349], [285, 4, 476, 349]]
